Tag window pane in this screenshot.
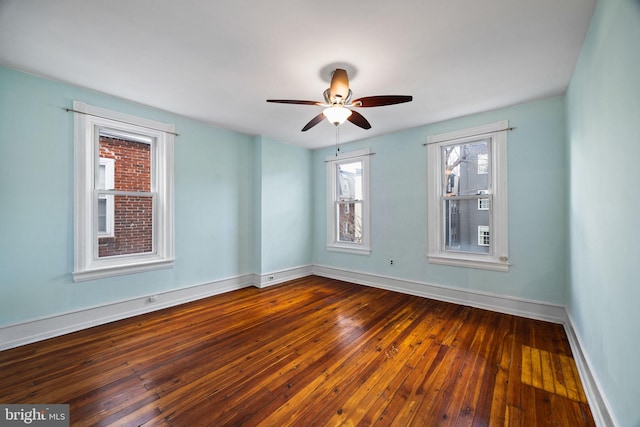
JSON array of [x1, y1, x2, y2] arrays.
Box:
[[443, 198, 490, 254], [477, 153, 489, 174], [98, 164, 106, 189], [478, 226, 490, 246], [98, 195, 154, 258], [100, 134, 151, 192], [337, 201, 362, 243], [97, 198, 107, 233], [478, 198, 490, 210], [443, 140, 489, 196], [337, 161, 362, 200]]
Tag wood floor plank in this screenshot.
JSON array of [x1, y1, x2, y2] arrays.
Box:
[[172, 287, 390, 425], [474, 315, 514, 427], [353, 304, 458, 426], [552, 352, 569, 399], [254, 303, 417, 426], [447, 310, 497, 425], [0, 276, 595, 426], [321, 300, 437, 425], [487, 322, 514, 427], [409, 307, 488, 425], [380, 342, 450, 426], [505, 404, 522, 427]]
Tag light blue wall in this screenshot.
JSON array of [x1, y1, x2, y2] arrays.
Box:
[[312, 96, 568, 304], [253, 136, 312, 274], [0, 67, 304, 326], [566, 0, 640, 425]]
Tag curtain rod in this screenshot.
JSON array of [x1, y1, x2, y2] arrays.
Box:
[[422, 127, 515, 146], [64, 108, 179, 136], [325, 152, 376, 163]]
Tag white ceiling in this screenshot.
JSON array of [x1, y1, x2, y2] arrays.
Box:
[[0, 0, 595, 149]]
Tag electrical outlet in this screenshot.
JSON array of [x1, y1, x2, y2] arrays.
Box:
[[147, 295, 158, 303], [268, 276, 274, 280]]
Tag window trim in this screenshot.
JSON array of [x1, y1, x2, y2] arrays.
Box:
[[326, 148, 371, 255], [73, 101, 175, 282], [427, 121, 509, 271]]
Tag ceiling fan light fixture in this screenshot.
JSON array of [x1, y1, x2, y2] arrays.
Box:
[[323, 106, 352, 126]]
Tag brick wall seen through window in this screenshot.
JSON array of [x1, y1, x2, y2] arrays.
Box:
[[98, 136, 152, 257]]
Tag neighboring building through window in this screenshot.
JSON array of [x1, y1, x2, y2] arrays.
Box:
[[73, 101, 175, 281], [326, 148, 371, 255], [427, 121, 509, 271]]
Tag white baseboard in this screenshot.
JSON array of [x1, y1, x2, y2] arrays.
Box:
[[311, 265, 567, 323], [564, 312, 618, 427], [255, 265, 313, 288], [0, 265, 615, 426], [0, 267, 313, 351], [0, 273, 255, 351]]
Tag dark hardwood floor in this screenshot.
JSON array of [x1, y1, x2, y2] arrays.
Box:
[[0, 276, 595, 426]]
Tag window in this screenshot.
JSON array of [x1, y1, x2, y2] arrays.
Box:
[[427, 121, 509, 271], [97, 158, 115, 237], [327, 148, 370, 255], [73, 101, 175, 281], [477, 226, 490, 246], [477, 153, 489, 174]]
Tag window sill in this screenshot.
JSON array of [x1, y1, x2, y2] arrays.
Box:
[[427, 254, 509, 272], [326, 245, 371, 256], [73, 258, 174, 282]]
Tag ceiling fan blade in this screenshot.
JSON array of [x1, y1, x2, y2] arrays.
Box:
[[266, 99, 322, 106], [301, 113, 326, 131], [329, 69, 350, 102], [352, 95, 413, 107], [347, 110, 371, 130]]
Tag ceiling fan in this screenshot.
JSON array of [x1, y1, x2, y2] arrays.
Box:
[[267, 68, 413, 132]]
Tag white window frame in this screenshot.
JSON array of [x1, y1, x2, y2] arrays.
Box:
[[326, 148, 371, 255], [477, 197, 490, 211], [73, 101, 175, 282], [427, 121, 509, 271]]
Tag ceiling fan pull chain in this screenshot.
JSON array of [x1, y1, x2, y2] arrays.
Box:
[[335, 125, 340, 156]]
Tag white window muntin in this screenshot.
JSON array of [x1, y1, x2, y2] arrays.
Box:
[[427, 121, 509, 271], [74, 101, 174, 282], [326, 148, 371, 255]]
